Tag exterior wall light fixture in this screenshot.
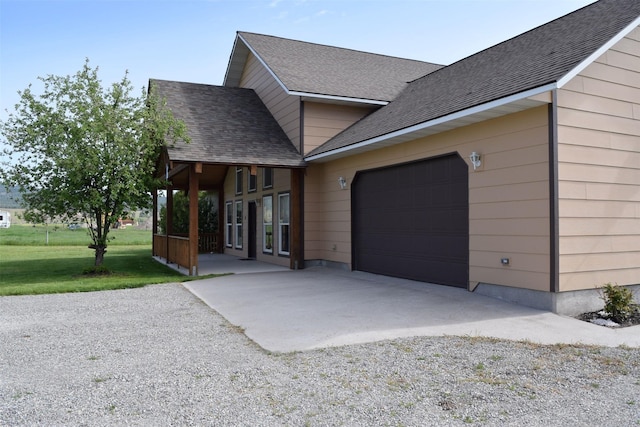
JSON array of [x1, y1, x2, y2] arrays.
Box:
[[338, 176, 347, 189], [469, 151, 482, 171]]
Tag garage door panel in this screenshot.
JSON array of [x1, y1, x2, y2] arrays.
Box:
[[358, 253, 467, 287], [353, 154, 469, 288]]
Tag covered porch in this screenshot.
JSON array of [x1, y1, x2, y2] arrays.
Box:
[[149, 79, 306, 276], [151, 161, 227, 276], [151, 162, 304, 276]]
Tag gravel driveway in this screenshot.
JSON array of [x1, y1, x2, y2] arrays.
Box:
[[1, 283, 639, 426]]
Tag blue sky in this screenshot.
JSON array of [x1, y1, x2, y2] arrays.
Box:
[[1, 0, 595, 121]]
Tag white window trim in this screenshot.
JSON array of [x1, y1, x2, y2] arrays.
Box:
[[235, 167, 243, 195], [278, 192, 290, 256], [225, 201, 233, 248], [248, 168, 257, 193], [235, 200, 243, 249], [263, 167, 273, 189], [263, 195, 273, 254]]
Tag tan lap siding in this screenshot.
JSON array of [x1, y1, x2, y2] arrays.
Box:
[[303, 102, 376, 155], [240, 53, 301, 152], [558, 28, 640, 291], [307, 107, 551, 291], [557, 26, 640, 292]]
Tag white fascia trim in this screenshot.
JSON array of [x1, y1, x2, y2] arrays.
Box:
[[305, 83, 557, 162], [222, 35, 242, 86], [237, 33, 290, 94], [237, 34, 389, 106], [290, 91, 389, 106], [558, 16, 640, 88]]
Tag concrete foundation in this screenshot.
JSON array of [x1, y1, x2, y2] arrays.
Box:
[[304, 259, 351, 271], [474, 282, 640, 316]]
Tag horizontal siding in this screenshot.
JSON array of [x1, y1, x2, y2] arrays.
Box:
[[303, 102, 374, 156], [240, 53, 301, 152], [557, 25, 640, 292], [560, 235, 640, 254], [305, 106, 552, 291]]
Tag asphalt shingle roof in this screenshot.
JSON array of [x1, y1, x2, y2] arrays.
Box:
[[309, 0, 640, 157], [237, 32, 443, 103], [151, 79, 305, 167]]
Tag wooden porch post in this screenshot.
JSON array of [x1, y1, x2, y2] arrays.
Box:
[[290, 168, 304, 270], [188, 163, 201, 275]]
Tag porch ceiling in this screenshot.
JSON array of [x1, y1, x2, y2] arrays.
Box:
[[168, 163, 229, 190]]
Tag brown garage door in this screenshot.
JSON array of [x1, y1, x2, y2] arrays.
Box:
[[352, 154, 468, 288]]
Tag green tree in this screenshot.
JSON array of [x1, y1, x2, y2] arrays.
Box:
[[0, 60, 188, 266], [159, 191, 218, 235]]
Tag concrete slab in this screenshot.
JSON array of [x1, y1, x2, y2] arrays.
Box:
[[155, 253, 290, 276], [184, 267, 640, 353]]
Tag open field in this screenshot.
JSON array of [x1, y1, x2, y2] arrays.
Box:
[[0, 223, 151, 246], [0, 225, 206, 296]]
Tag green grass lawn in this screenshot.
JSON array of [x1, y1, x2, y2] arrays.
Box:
[[0, 225, 211, 296]]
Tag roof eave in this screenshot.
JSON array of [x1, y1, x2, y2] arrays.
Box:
[[223, 33, 249, 87], [225, 33, 392, 106], [558, 15, 640, 88], [295, 92, 388, 106], [304, 83, 557, 163], [165, 154, 306, 169]]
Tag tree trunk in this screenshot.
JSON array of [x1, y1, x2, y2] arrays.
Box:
[[90, 244, 107, 266]]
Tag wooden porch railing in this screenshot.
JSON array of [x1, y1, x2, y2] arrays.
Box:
[[153, 233, 220, 274], [198, 233, 219, 253], [168, 233, 219, 253], [153, 234, 167, 259]]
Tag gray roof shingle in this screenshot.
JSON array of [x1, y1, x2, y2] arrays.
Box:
[[236, 32, 443, 102], [309, 0, 640, 157], [151, 79, 305, 167]]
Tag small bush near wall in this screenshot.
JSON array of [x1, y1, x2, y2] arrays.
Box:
[[601, 283, 635, 323], [577, 283, 639, 327]]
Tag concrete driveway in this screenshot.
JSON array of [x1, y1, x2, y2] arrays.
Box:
[[184, 267, 640, 353]]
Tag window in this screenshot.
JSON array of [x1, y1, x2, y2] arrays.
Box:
[[263, 195, 273, 254], [235, 167, 243, 195], [263, 167, 273, 189], [225, 201, 233, 248], [248, 168, 257, 193], [278, 193, 290, 256], [235, 200, 243, 249]]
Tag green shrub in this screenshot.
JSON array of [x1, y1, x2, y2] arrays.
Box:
[[601, 283, 634, 322]]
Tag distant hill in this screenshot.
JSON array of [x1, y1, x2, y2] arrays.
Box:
[[0, 185, 22, 209]]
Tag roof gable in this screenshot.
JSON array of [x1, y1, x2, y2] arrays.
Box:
[[224, 32, 443, 104], [151, 79, 304, 168], [308, 0, 640, 160]]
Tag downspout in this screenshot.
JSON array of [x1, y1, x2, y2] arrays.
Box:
[[549, 90, 560, 293]]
